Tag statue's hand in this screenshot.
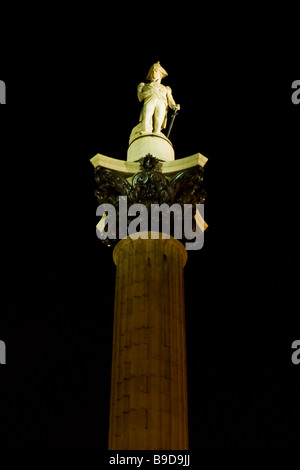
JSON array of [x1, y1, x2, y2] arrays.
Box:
[[174, 104, 180, 111]]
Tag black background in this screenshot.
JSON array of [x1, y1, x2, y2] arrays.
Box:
[[0, 9, 299, 452]]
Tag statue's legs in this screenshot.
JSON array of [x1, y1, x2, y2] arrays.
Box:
[[141, 98, 165, 134], [141, 100, 156, 133], [153, 101, 166, 133]]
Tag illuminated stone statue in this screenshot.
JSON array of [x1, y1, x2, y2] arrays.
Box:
[[130, 62, 180, 141]]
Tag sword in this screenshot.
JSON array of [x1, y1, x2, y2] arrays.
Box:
[[166, 106, 179, 139]]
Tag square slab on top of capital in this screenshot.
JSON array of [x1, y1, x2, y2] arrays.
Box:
[[90, 153, 208, 177]]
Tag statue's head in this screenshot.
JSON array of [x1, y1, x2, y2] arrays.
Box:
[[146, 62, 168, 82]]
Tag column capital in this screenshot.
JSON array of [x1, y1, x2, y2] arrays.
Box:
[[91, 154, 207, 248]]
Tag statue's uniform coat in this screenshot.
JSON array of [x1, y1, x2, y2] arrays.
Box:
[[137, 81, 177, 132]]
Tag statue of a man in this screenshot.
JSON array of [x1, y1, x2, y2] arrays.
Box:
[[135, 62, 180, 136]]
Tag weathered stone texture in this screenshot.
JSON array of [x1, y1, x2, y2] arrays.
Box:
[[109, 235, 188, 450]]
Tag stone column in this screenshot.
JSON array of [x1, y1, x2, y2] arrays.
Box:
[[108, 233, 189, 450]]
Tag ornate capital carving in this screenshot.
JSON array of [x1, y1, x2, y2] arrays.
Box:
[[93, 154, 206, 247]]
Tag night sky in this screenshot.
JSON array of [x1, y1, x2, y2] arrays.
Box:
[[1, 20, 299, 451]]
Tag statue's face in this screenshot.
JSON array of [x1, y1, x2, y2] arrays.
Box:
[[150, 69, 161, 81]]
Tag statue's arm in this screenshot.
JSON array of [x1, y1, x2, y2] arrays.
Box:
[[166, 86, 180, 111], [137, 82, 146, 102]]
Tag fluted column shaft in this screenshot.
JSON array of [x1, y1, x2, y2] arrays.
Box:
[[108, 233, 188, 450]]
